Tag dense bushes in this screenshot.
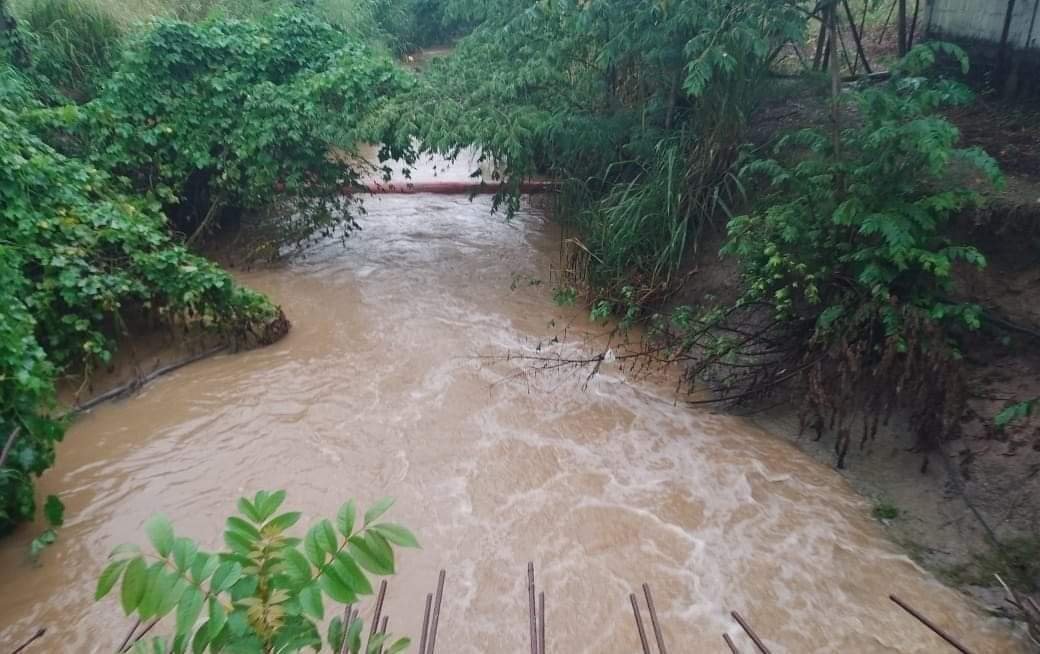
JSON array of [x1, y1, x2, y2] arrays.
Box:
[[1, 4, 414, 534], [68, 11, 412, 255], [0, 107, 280, 533]]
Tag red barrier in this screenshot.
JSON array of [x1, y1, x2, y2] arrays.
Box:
[[359, 180, 557, 194]]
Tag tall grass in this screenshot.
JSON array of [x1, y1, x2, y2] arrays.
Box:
[[14, 0, 123, 97]]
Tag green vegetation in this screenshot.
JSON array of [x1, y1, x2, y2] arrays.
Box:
[[96, 491, 416, 653], [872, 498, 900, 522], [1, 0, 415, 535]]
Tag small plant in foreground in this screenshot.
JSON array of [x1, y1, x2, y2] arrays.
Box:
[[96, 491, 417, 653]]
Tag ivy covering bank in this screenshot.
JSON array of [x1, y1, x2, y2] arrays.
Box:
[[1, 6, 414, 534]]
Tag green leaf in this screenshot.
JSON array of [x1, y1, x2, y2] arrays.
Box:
[[137, 564, 164, 619], [208, 598, 227, 640], [43, 495, 64, 527], [256, 489, 286, 521], [96, 559, 129, 600], [121, 557, 148, 615], [224, 529, 253, 555], [386, 637, 411, 654], [319, 565, 357, 604], [176, 587, 204, 635], [304, 524, 325, 566], [282, 547, 312, 581], [210, 561, 243, 592], [370, 523, 419, 548], [190, 552, 219, 583], [145, 515, 175, 557], [191, 621, 211, 654], [172, 537, 198, 572], [364, 497, 394, 526], [318, 518, 338, 553], [299, 583, 324, 620], [348, 533, 394, 576], [333, 551, 373, 595], [347, 615, 363, 653], [263, 511, 301, 534], [366, 633, 387, 654], [328, 616, 345, 653], [110, 543, 142, 561], [226, 516, 261, 541], [237, 497, 261, 523], [336, 500, 357, 538]]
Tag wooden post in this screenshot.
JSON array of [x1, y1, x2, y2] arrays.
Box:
[[1000, 0, 1020, 96]]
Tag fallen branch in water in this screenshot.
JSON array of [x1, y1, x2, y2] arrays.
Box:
[[66, 345, 229, 417], [10, 627, 46, 654]]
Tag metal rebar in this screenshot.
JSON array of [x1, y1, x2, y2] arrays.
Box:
[[629, 593, 652, 654], [537, 591, 546, 654], [127, 619, 160, 650], [378, 615, 389, 654], [889, 595, 975, 654], [365, 580, 388, 654], [418, 592, 433, 654], [730, 612, 771, 654], [10, 628, 45, 654], [528, 563, 538, 654], [116, 619, 141, 654], [642, 584, 668, 654], [339, 605, 354, 654], [427, 569, 446, 654], [722, 633, 741, 654]]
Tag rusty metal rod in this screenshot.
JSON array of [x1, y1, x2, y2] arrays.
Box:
[[629, 594, 652, 654], [378, 615, 389, 654], [418, 592, 433, 654], [889, 595, 975, 653], [722, 633, 741, 654], [365, 580, 388, 654], [116, 619, 141, 654], [125, 618, 160, 651], [642, 584, 668, 654], [427, 570, 446, 654], [538, 591, 546, 654], [528, 563, 538, 654], [10, 628, 45, 654], [339, 606, 355, 654], [730, 612, 771, 654]]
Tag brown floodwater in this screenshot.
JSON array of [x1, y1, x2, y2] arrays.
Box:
[[0, 154, 1028, 653]]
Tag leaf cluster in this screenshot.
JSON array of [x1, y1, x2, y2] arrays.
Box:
[[97, 491, 417, 654]]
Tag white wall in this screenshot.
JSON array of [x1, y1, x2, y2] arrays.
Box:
[[926, 0, 1040, 50]]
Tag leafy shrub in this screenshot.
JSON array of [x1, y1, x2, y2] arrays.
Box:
[[670, 45, 1003, 464], [72, 10, 413, 255], [96, 491, 416, 653], [0, 107, 280, 533]]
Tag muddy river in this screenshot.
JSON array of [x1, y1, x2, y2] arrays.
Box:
[[0, 156, 1027, 652]]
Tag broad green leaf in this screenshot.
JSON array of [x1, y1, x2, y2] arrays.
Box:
[[137, 564, 165, 619], [120, 557, 148, 615], [348, 533, 393, 576], [363, 497, 394, 526], [237, 497, 261, 523], [257, 490, 286, 521], [224, 529, 253, 555], [282, 547, 312, 581], [317, 518, 338, 554], [158, 577, 188, 617], [172, 538, 198, 572], [96, 559, 129, 599], [208, 598, 227, 640], [370, 523, 419, 548], [299, 583, 324, 620], [328, 616, 345, 653], [366, 633, 387, 654], [263, 511, 301, 534], [211, 561, 243, 592], [176, 587, 205, 635], [226, 516, 261, 541], [333, 551, 373, 595], [190, 552, 219, 583], [319, 566, 357, 604], [191, 621, 211, 654], [386, 637, 411, 654], [336, 500, 357, 538], [304, 524, 325, 566], [347, 615, 363, 653], [144, 515, 175, 558]]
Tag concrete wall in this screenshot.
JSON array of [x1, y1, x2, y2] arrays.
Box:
[[926, 0, 1040, 51]]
